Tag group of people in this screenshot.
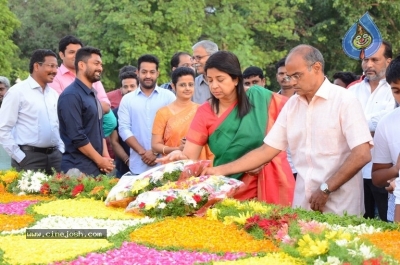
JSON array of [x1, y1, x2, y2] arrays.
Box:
[[0, 35, 399, 221]]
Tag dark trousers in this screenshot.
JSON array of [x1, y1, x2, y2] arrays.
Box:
[[12, 149, 62, 175], [363, 178, 388, 221]]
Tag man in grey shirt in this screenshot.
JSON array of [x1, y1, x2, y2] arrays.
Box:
[[191, 40, 218, 104]]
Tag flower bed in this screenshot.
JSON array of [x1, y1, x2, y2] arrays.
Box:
[[1, 168, 400, 264]]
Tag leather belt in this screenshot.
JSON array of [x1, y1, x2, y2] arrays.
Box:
[[19, 145, 57, 154]]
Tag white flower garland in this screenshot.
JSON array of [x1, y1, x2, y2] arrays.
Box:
[[1, 215, 154, 236]]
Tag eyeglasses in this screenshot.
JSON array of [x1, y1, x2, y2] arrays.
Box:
[[283, 72, 304, 82], [38, 62, 59, 69], [283, 63, 316, 82], [191, 55, 209, 61]]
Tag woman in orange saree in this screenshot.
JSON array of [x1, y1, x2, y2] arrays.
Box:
[[151, 67, 211, 163], [158, 51, 294, 206]]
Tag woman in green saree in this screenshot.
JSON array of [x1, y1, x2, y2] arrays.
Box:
[[158, 51, 294, 205]]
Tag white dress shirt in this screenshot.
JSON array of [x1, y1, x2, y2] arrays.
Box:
[[0, 76, 64, 163], [373, 107, 400, 221], [118, 86, 175, 174], [348, 78, 395, 179]]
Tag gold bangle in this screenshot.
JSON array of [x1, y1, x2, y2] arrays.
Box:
[[162, 146, 167, 155]]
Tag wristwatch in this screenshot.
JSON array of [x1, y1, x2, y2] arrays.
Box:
[[320, 183, 331, 195]]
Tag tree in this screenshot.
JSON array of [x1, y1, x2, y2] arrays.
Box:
[[0, 0, 20, 78]]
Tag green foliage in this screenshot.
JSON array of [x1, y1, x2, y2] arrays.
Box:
[[0, 0, 20, 78]]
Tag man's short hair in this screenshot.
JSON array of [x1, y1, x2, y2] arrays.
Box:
[[74, 47, 102, 73], [59, 35, 83, 54], [382, 40, 393, 59], [243, 66, 264, 79], [29, 49, 57, 74], [386, 55, 400, 84], [275, 57, 286, 72], [192, 40, 219, 55], [170, 52, 191, 69], [332, 71, 357, 87], [0, 76, 11, 89], [119, 71, 139, 87], [137, 54, 159, 70], [118, 65, 137, 79], [288, 45, 325, 72], [171, 67, 195, 86]]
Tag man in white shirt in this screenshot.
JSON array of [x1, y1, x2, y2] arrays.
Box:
[[348, 40, 395, 221], [191, 40, 218, 104], [0, 76, 11, 170], [118, 54, 175, 174], [372, 55, 400, 222], [0, 49, 64, 175]]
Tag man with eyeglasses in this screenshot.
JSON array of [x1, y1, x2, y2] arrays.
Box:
[[191, 40, 218, 104], [204, 45, 372, 217], [160, 52, 194, 93], [0, 49, 64, 175]]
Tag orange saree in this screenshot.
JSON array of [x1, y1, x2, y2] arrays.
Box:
[[152, 103, 212, 163]]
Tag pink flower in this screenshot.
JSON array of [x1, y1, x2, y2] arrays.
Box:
[[139, 202, 146, 209], [298, 220, 325, 234], [0, 200, 39, 215], [51, 242, 246, 265]]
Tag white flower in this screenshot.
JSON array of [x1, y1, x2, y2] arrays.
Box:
[[314, 256, 341, 265], [335, 239, 349, 247], [158, 202, 166, 209], [151, 171, 164, 182], [17, 179, 29, 191], [11, 215, 155, 237], [163, 163, 177, 173], [359, 244, 375, 260]]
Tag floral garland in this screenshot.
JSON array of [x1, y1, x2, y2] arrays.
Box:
[[0, 214, 35, 231], [1, 215, 154, 236], [32, 198, 141, 219], [52, 242, 246, 265], [0, 200, 39, 215], [0, 235, 111, 265], [0, 192, 53, 203], [130, 217, 278, 253]]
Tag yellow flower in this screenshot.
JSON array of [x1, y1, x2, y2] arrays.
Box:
[[297, 234, 329, 257], [33, 198, 141, 219], [325, 230, 352, 241], [233, 211, 253, 225], [223, 216, 236, 225], [221, 198, 241, 208], [246, 200, 271, 214], [0, 235, 111, 264], [131, 178, 150, 194], [145, 203, 157, 210], [205, 208, 220, 221], [1, 170, 19, 184], [213, 252, 306, 265]]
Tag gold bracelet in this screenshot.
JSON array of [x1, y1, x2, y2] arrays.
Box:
[[162, 146, 167, 155]]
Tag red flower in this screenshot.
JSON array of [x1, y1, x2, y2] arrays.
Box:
[[139, 202, 146, 209], [244, 215, 261, 230], [40, 183, 50, 195], [192, 194, 202, 203], [165, 196, 175, 203], [71, 184, 84, 197]]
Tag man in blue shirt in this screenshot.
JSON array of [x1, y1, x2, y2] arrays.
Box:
[[57, 47, 114, 176], [118, 54, 175, 174]]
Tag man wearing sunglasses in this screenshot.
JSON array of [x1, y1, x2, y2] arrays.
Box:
[[191, 40, 218, 104], [0, 49, 64, 175]]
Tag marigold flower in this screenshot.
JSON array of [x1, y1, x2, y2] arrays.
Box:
[[130, 217, 277, 253], [0, 214, 35, 231]]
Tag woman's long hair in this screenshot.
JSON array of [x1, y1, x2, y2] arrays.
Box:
[[204, 51, 251, 118]]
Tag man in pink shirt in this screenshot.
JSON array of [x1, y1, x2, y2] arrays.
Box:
[[205, 45, 372, 216], [49, 35, 111, 113]]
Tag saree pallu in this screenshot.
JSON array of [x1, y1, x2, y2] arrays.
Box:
[[152, 104, 212, 163], [188, 86, 294, 205]]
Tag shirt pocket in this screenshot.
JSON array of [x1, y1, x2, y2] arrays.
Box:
[[315, 128, 339, 156]]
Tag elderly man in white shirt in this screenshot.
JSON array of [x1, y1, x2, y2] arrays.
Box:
[[348, 40, 396, 221], [0, 49, 64, 175]]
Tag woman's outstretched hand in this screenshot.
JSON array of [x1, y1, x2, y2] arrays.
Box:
[[155, 150, 188, 163]]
